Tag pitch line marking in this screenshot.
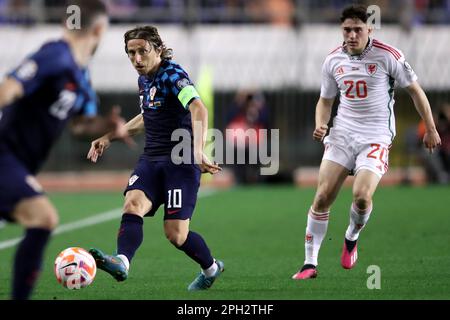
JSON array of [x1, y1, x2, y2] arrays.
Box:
[[0, 189, 217, 251]]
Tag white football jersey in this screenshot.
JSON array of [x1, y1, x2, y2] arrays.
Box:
[[320, 38, 417, 144]]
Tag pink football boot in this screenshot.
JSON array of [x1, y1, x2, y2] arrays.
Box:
[[341, 239, 358, 269], [292, 265, 317, 280]]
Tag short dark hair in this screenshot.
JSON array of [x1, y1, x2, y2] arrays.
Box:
[[124, 26, 173, 60], [340, 4, 369, 23], [65, 0, 107, 31]]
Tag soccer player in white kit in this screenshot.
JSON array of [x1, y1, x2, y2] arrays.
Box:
[[292, 5, 441, 280]]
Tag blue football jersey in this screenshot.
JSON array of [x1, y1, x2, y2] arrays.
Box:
[[138, 59, 200, 161], [0, 40, 97, 173]]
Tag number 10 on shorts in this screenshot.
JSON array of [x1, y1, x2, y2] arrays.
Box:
[[167, 189, 182, 209]]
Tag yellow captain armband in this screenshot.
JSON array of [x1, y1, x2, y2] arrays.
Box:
[[177, 85, 200, 109]]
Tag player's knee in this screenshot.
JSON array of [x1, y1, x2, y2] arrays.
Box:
[[14, 197, 59, 230], [165, 230, 187, 247], [123, 198, 147, 215], [313, 191, 332, 212], [42, 210, 59, 230], [30, 210, 59, 230], [353, 191, 372, 211]]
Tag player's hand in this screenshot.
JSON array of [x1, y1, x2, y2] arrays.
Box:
[[423, 129, 441, 154], [196, 152, 222, 174], [108, 105, 136, 148], [87, 136, 111, 163], [313, 124, 328, 142]]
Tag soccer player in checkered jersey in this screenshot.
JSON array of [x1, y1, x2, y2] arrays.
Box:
[[292, 4, 441, 280], [87, 26, 225, 291]]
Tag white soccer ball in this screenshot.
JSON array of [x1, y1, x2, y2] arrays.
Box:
[[54, 247, 97, 290]]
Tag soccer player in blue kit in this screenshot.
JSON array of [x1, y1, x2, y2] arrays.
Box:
[[0, 0, 129, 299], [87, 26, 225, 291]]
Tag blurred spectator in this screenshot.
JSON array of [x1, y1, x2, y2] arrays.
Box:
[[416, 103, 450, 184], [199, 0, 245, 24], [264, 0, 295, 26], [225, 90, 269, 184], [3, 0, 450, 25], [0, 0, 7, 12], [104, 0, 138, 22], [414, 0, 450, 24], [0, 0, 35, 25], [143, 0, 184, 24], [246, 0, 295, 26], [305, 0, 352, 23]]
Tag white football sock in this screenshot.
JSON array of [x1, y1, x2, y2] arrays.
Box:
[[116, 254, 130, 271], [203, 259, 218, 277], [304, 207, 329, 266], [345, 202, 373, 241]]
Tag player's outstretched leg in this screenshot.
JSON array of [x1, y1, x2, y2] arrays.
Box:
[[341, 202, 372, 269], [89, 248, 129, 281], [90, 212, 144, 281], [188, 259, 225, 291]]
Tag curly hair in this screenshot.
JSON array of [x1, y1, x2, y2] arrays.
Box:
[[124, 25, 173, 60]]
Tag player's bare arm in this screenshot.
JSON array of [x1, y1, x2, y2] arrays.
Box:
[[0, 77, 24, 109], [70, 105, 132, 142], [405, 81, 442, 153], [189, 98, 221, 174], [87, 113, 144, 163], [313, 97, 335, 141]]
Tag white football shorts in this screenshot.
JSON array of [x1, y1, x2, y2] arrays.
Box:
[[322, 128, 390, 178]]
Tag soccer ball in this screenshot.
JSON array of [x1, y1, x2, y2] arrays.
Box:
[[54, 247, 97, 289]]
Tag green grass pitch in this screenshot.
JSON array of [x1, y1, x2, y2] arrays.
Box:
[[0, 185, 449, 300]]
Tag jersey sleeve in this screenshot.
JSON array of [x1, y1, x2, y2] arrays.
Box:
[[388, 49, 418, 88], [320, 58, 339, 99], [73, 69, 97, 117], [74, 69, 97, 117], [80, 87, 97, 117], [8, 45, 69, 96], [165, 67, 200, 109]]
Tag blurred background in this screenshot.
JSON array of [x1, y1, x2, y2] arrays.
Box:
[[1, 0, 449, 189]]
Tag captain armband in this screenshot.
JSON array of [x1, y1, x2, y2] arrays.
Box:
[[177, 85, 200, 109]]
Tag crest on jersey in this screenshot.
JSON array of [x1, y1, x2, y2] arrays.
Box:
[[25, 175, 43, 192], [129, 175, 139, 186], [149, 86, 157, 101], [365, 63, 378, 76], [176, 78, 190, 90], [403, 61, 413, 72]]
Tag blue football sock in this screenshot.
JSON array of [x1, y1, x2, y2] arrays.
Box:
[[177, 231, 214, 270], [12, 228, 51, 300], [117, 213, 144, 263]]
